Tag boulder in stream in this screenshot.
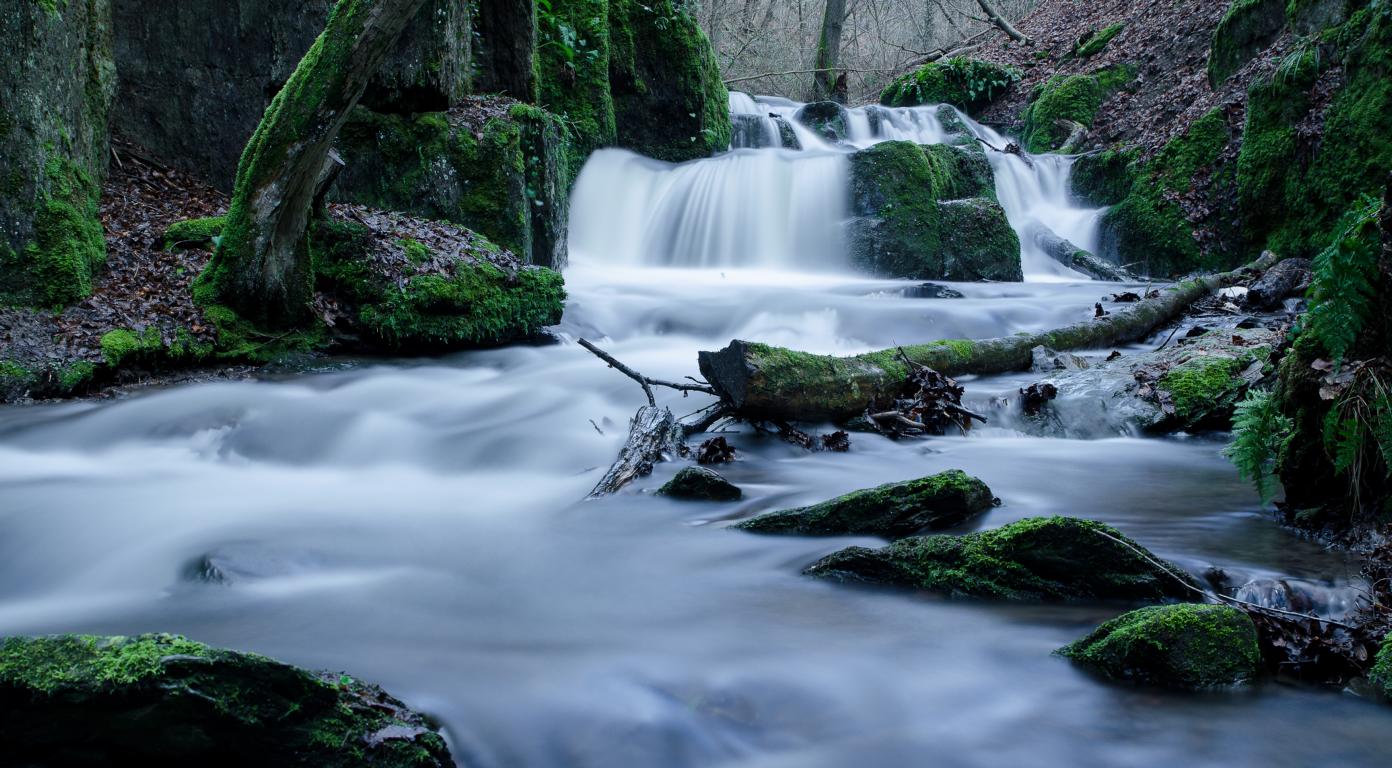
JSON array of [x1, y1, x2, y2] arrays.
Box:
[[0, 633, 453, 766], [658, 467, 743, 502], [847, 141, 1021, 282], [735, 470, 993, 537], [793, 101, 850, 142], [805, 516, 1197, 602], [1058, 603, 1261, 690]]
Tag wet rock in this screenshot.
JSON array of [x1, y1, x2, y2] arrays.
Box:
[[903, 282, 965, 299], [732, 114, 775, 149], [0, 634, 453, 766], [805, 516, 1197, 602], [774, 114, 803, 150], [1030, 345, 1089, 373], [1058, 603, 1261, 690], [1245, 257, 1312, 310], [793, 101, 850, 142], [658, 467, 742, 502], [847, 141, 1021, 282], [734, 470, 993, 538]]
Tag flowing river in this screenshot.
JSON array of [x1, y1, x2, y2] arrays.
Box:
[[1, 95, 1390, 766]]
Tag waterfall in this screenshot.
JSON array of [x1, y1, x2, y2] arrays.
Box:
[[569, 92, 1109, 280]]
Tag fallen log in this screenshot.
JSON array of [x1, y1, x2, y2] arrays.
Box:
[[975, 0, 1032, 45], [697, 252, 1278, 422], [1022, 222, 1135, 282]]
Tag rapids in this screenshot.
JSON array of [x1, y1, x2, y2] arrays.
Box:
[[1, 95, 1389, 766]]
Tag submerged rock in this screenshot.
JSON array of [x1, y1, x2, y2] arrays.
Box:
[[805, 516, 1196, 602], [0, 634, 453, 766], [658, 467, 742, 502], [847, 141, 1021, 282], [1058, 603, 1261, 690], [735, 470, 993, 537]]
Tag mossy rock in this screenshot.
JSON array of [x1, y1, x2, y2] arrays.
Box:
[[1074, 24, 1125, 58], [794, 101, 851, 143], [1058, 603, 1261, 690], [735, 470, 994, 537], [1208, 0, 1289, 87], [0, 633, 452, 766], [847, 141, 1020, 282], [1236, 4, 1392, 259], [879, 57, 1020, 115], [333, 100, 571, 269], [1287, 0, 1359, 34], [658, 467, 742, 502], [608, 0, 730, 162], [805, 516, 1197, 602], [1021, 64, 1136, 154], [1370, 630, 1392, 700], [164, 216, 227, 251], [536, 0, 616, 173], [311, 212, 565, 351]]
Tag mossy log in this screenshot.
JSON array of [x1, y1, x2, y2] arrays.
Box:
[[698, 252, 1278, 423], [198, 0, 429, 328]]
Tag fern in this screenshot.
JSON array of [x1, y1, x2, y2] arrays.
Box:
[[1304, 195, 1381, 363], [1375, 393, 1392, 474], [1323, 409, 1363, 476], [1223, 389, 1293, 503]]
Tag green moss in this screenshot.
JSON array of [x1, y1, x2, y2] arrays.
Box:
[[57, 360, 96, 390], [1157, 353, 1254, 429], [536, 0, 615, 171], [163, 216, 226, 250], [735, 470, 993, 537], [1075, 23, 1125, 58], [0, 156, 107, 308], [1370, 631, 1392, 699], [1021, 65, 1136, 153], [608, 0, 730, 162], [879, 57, 1021, 114], [807, 516, 1196, 602], [1059, 603, 1260, 689], [0, 634, 214, 694], [1070, 149, 1137, 206], [1237, 5, 1392, 258]]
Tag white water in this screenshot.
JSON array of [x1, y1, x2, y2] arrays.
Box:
[[1, 94, 1390, 767], [572, 92, 1106, 280]]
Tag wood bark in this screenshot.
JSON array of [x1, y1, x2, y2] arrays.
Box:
[[813, 0, 848, 102], [975, 0, 1031, 44], [697, 253, 1278, 423], [204, 0, 429, 327], [588, 405, 682, 498]]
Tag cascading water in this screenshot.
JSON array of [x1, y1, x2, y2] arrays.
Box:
[[570, 91, 1108, 280]]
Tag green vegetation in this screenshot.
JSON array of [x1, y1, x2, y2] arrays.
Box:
[[1208, 0, 1288, 86], [806, 516, 1195, 602], [0, 156, 107, 308], [879, 57, 1022, 114], [1059, 604, 1261, 689], [1074, 23, 1125, 58], [735, 470, 994, 537], [1371, 631, 1392, 699], [1223, 389, 1295, 502], [1157, 352, 1257, 429], [537, 0, 614, 172], [163, 216, 225, 250], [1021, 64, 1135, 154]]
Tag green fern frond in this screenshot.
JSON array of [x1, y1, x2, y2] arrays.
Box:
[[1305, 195, 1382, 363], [1223, 389, 1293, 503]]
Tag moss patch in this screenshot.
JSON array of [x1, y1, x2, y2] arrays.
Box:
[[0, 633, 452, 765], [805, 516, 1196, 602], [1075, 23, 1125, 58], [1059, 603, 1261, 689], [735, 470, 993, 537], [1208, 0, 1289, 87], [1370, 631, 1392, 699], [1021, 64, 1136, 154], [879, 57, 1021, 115], [0, 157, 107, 308], [163, 216, 226, 250]]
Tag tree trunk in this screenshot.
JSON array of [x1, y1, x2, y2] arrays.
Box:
[[472, 0, 538, 101], [697, 253, 1278, 423], [976, 0, 1031, 44], [813, 0, 847, 102], [199, 0, 430, 328]]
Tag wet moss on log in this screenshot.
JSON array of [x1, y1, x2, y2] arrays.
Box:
[[698, 253, 1277, 423]]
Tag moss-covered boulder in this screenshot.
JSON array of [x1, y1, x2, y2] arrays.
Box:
[[111, 0, 472, 189], [1370, 631, 1392, 700], [0, 0, 116, 309], [794, 101, 851, 143], [1237, 5, 1392, 259], [311, 207, 564, 350], [333, 98, 570, 269], [608, 0, 730, 162], [1074, 108, 1239, 276], [734, 470, 994, 537], [1058, 603, 1261, 690], [847, 141, 1020, 282], [0, 633, 452, 766], [1208, 0, 1289, 87], [1021, 64, 1136, 154], [658, 466, 742, 501], [879, 57, 1020, 115], [536, 0, 615, 175], [805, 516, 1196, 602], [1287, 0, 1359, 34]]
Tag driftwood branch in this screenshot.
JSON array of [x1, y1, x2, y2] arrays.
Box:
[[578, 338, 717, 402], [697, 252, 1279, 423]]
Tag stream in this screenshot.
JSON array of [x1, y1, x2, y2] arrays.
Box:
[[1, 95, 1390, 766]]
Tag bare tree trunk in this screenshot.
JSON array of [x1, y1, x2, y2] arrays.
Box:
[[975, 0, 1030, 44], [199, 0, 430, 328], [813, 0, 848, 101]]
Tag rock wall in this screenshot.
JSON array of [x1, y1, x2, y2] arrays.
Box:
[[0, 0, 117, 308], [111, 0, 471, 190]]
